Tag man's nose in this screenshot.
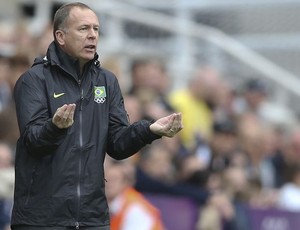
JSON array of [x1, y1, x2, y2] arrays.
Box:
[[88, 29, 98, 38]]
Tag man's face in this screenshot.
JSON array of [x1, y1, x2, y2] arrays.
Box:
[[58, 7, 99, 64]]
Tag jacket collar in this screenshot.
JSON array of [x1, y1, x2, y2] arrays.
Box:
[[46, 41, 99, 79]]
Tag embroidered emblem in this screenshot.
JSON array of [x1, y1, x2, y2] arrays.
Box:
[[94, 86, 106, 104], [53, 92, 65, 98]]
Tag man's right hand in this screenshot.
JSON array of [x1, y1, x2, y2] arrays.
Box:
[[52, 104, 76, 129]]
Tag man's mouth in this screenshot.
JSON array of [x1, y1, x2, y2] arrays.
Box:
[[85, 45, 96, 50]]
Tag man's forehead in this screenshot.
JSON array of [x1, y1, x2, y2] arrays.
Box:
[[68, 7, 99, 24]]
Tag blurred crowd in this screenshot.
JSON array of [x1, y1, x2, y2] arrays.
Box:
[[1, 20, 300, 230]]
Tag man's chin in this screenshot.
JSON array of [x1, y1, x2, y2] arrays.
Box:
[[80, 55, 96, 64]]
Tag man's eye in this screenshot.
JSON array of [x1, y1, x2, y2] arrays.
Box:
[[80, 27, 87, 31]]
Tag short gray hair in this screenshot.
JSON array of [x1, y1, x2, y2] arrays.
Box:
[[53, 2, 93, 41]]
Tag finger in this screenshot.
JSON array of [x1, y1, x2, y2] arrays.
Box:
[[53, 105, 66, 123], [175, 113, 183, 129], [69, 104, 76, 119], [68, 104, 76, 120], [52, 114, 65, 128], [166, 114, 176, 131], [168, 113, 183, 135], [63, 104, 74, 120], [52, 114, 61, 124], [53, 104, 76, 128], [166, 115, 178, 136], [169, 114, 180, 130], [172, 114, 180, 126], [59, 104, 75, 120], [64, 104, 76, 127], [55, 104, 68, 118]]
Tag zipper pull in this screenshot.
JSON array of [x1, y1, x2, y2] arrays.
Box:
[[75, 221, 80, 229]]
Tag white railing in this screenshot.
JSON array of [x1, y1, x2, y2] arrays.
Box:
[[89, 0, 300, 98], [25, 0, 300, 107]]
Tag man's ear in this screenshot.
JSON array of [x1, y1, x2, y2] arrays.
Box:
[[55, 30, 65, 46]]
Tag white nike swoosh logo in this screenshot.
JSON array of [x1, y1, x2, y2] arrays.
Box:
[[53, 92, 65, 98]]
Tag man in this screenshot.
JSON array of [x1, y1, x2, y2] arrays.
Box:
[[234, 78, 298, 129], [11, 2, 182, 230], [104, 157, 164, 230], [168, 66, 222, 151]]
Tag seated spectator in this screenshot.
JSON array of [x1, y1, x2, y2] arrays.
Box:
[[135, 143, 236, 230], [168, 66, 222, 150], [0, 142, 14, 230], [237, 112, 277, 189], [277, 163, 300, 211], [0, 106, 19, 147], [7, 54, 31, 92], [124, 95, 143, 124], [128, 58, 170, 99], [175, 153, 209, 186], [233, 78, 298, 129], [104, 157, 165, 230], [208, 119, 239, 173], [221, 166, 252, 230], [128, 58, 175, 121], [0, 56, 11, 112], [271, 128, 300, 188], [135, 143, 210, 205]]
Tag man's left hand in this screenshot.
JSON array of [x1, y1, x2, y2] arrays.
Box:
[[149, 112, 183, 137]]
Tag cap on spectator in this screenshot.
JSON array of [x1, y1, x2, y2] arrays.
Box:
[[244, 78, 268, 93], [213, 120, 236, 134]]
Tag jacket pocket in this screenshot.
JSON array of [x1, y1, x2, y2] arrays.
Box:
[[24, 165, 37, 206]]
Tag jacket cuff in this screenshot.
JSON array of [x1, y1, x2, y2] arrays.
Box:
[[144, 120, 161, 143], [46, 119, 68, 138]]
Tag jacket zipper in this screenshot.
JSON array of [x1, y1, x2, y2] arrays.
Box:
[[75, 80, 84, 229]]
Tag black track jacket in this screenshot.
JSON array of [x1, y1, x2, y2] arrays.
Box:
[[11, 42, 160, 228]]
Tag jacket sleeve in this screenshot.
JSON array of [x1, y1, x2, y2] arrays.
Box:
[[106, 77, 161, 160], [14, 70, 67, 157]]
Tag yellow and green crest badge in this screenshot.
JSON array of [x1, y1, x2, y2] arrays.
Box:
[[94, 86, 106, 103]]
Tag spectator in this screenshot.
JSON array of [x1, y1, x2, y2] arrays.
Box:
[[236, 112, 276, 189], [221, 166, 252, 230], [7, 54, 31, 92], [208, 119, 239, 173], [135, 143, 210, 205], [0, 106, 19, 147], [0, 56, 11, 112], [105, 157, 165, 230], [0, 142, 14, 230], [129, 58, 170, 99], [175, 153, 208, 186], [31, 23, 54, 58], [138, 142, 176, 184], [168, 65, 223, 151], [128, 58, 175, 121], [271, 128, 300, 188], [123, 94, 143, 124], [276, 163, 300, 211], [233, 78, 298, 129]]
